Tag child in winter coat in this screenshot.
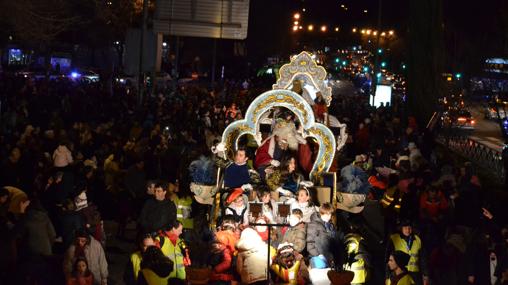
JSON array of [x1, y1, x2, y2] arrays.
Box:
[[290, 187, 317, 223], [281, 209, 307, 253], [208, 238, 235, 284], [236, 228, 276, 284], [307, 203, 337, 269], [66, 257, 94, 285], [224, 189, 249, 226]]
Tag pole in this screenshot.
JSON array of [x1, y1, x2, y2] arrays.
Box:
[[372, 0, 383, 100], [267, 225, 271, 279], [138, 0, 149, 105], [250, 222, 289, 281]]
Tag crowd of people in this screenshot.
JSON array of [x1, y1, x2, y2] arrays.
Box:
[[0, 72, 507, 285]]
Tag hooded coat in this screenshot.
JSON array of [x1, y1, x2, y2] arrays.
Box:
[[306, 212, 336, 261], [53, 145, 73, 167], [282, 222, 307, 253], [63, 236, 108, 285], [236, 228, 274, 284]]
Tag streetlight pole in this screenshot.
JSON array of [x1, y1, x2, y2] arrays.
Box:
[[372, 0, 383, 101]]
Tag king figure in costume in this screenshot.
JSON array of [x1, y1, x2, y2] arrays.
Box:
[[255, 119, 313, 179]]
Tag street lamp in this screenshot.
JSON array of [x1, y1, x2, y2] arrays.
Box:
[[308, 25, 314, 31], [335, 27, 340, 32], [321, 25, 327, 32], [388, 30, 394, 36], [292, 26, 298, 32], [352, 28, 357, 33], [293, 13, 300, 20]]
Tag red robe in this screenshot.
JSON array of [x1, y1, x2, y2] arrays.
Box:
[[254, 136, 313, 174]]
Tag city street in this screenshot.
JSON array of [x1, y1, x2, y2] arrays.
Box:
[[468, 103, 505, 151]]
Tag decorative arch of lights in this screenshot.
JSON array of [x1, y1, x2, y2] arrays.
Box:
[[220, 51, 347, 178]]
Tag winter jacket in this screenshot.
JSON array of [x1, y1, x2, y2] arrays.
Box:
[[15, 208, 56, 257], [64, 236, 108, 285], [306, 212, 336, 261], [236, 228, 274, 284], [53, 145, 73, 167], [209, 247, 235, 281], [282, 223, 307, 253], [138, 198, 177, 234], [216, 229, 239, 254]]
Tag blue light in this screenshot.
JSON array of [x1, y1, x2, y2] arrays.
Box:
[[71, 72, 80, 78], [353, 46, 357, 51], [376, 72, 382, 78], [363, 66, 369, 72]]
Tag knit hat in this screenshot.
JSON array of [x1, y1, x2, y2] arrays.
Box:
[[277, 242, 294, 255], [391, 250, 410, 270]]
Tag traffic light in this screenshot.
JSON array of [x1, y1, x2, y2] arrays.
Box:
[[455, 73, 462, 79], [377, 48, 383, 54], [381, 61, 387, 68], [342, 60, 347, 66], [402, 64, 406, 69], [335, 58, 339, 63], [363, 66, 369, 72]]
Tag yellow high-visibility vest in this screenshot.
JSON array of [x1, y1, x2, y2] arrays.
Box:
[[390, 234, 422, 273], [130, 251, 142, 281], [158, 236, 186, 280], [174, 196, 194, 229], [140, 268, 170, 285], [380, 187, 401, 211], [344, 234, 367, 284]]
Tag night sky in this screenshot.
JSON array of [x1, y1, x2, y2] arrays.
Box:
[[245, 0, 508, 72]]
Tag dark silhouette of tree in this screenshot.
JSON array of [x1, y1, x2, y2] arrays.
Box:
[[1, 0, 78, 45], [407, 0, 445, 126]]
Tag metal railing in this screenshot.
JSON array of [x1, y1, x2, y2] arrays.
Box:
[[436, 134, 506, 182]]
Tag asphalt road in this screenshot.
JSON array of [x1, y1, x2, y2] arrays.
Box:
[[468, 102, 505, 152]]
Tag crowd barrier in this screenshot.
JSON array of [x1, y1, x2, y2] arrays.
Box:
[[436, 134, 506, 182]]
